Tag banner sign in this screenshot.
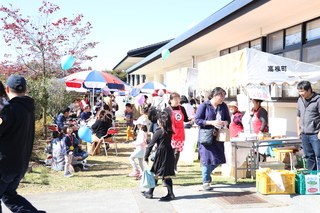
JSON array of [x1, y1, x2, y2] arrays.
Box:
[[247, 85, 271, 101]]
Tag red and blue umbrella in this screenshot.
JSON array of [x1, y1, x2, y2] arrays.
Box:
[[63, 70, 125, 90], [134, 81, 166, 95]]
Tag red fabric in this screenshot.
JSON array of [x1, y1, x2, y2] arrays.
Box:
[[230, 113, 243, 137], [252, 107, 268, 134], [170, 106, 185, 152], [170, 106, 185, 141]]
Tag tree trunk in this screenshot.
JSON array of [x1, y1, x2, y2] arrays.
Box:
[[43, 106, 48, 139]]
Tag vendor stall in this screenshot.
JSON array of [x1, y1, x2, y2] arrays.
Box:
[[196, 48, 320, 181]]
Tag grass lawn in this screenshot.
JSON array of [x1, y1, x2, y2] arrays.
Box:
[[19, 141, 255, 195]]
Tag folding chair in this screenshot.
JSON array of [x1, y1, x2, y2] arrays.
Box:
[[92, 125, 120, 156], [46, 123, 59, 132]]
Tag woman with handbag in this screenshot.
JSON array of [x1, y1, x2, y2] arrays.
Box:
[[143, 111, 175, 201], [195, 87, 231, 190]]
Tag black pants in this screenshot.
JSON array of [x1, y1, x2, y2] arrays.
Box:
[[173, 149, 180, 170]]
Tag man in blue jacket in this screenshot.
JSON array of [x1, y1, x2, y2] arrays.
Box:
[[297, 80, 320, 171], [0, 75, 45, 212], [55, 107, 70, 131]]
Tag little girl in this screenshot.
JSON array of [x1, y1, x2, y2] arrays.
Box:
[[62, 124, 80, 177], [128, 116, 148, 179]]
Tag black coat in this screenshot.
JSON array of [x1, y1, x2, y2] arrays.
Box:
[[0, 96, 35, 174]]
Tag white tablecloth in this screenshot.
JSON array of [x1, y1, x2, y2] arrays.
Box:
[[180, 128, 198, 163]]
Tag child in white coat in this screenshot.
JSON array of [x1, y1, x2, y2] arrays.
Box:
[[128, 116, 148, 179]]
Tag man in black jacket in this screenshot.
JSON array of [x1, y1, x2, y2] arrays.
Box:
[[0, 75, 45, 212]]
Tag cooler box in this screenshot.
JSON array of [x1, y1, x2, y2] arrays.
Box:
[[296, 170, 320, 195], [256, 169, 296, 194]]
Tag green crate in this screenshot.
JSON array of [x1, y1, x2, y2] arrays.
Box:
[[295, 170, 320, 195], [296, 155, 307, 169]]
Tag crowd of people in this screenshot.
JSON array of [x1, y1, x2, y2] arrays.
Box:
[[2, 74, 319, 210]]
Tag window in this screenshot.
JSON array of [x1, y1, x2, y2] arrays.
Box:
[[230, 46, 238, 53], [285, 25, 301, 46], [250, 39, 262, 51], [239, 42, 249, 50], [306, 19, 320, 41], [268, 31, 284, 52], [283, 49, 300, 61], [303, 44, 320, 65], [220, 49, 229, 56]]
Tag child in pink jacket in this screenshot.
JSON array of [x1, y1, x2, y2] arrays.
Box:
[[128, 116, 148, 179]]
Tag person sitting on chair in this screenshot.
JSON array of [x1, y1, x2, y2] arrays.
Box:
[[55, 107, 71, 131], [90, 109, 113, 155]]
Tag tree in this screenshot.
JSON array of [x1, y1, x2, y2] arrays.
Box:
[[0, 1, 99, 138], [104, 70, 127, 82]]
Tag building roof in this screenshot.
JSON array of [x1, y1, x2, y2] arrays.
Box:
[[125, 0, 267, 74], [112, 39, 173, 71]]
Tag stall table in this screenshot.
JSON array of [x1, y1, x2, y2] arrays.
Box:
[[231, 137, 302, 183]]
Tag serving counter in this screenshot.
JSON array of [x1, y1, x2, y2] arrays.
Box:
[[230, 137, 302, 183]]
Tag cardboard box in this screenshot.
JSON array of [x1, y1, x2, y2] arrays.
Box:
[[259, 161, 285, 170], [221, 162, 248, 179]]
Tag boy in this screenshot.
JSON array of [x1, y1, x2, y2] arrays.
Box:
[[124, 103, 135, 143]]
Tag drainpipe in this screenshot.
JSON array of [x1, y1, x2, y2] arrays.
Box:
[[191, 56, 195, 68]]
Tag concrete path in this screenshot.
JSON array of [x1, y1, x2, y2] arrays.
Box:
[[1, 183, 318, 213]]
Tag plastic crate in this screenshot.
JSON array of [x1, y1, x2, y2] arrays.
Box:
[[256, 169, 296, 194], [296, 155, 307, 169], [296, 170, 320, 195]]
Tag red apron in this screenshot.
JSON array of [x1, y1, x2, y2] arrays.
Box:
[[170, 105, 185, 142], [252, 107, 268, 134], [230, 112, 243, 137]]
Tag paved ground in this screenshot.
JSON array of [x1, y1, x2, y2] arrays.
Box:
[[1, 183, 318, 213]]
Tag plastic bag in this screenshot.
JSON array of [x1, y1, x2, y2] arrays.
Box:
[[140, 165, 155, 188]]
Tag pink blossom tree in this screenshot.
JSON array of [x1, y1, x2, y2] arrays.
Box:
[[0, 1, 99, 137]]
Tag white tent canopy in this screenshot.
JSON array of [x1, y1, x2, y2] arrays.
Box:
[[198, 48, 320, 90]]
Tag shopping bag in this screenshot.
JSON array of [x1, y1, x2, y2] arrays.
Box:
[[198, 129, 214, 145], [216, 128, 230, 142], [140, 165, 155, 188]]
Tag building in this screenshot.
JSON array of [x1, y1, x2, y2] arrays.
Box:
[[113, 0, 320, 136]]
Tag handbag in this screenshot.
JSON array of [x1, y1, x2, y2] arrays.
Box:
[[216, 127, 230, 142], [140, 165, 156, 188], [198, 128, 214, 145]]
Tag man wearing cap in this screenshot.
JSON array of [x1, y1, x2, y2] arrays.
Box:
[[0, 75, 44, 212]]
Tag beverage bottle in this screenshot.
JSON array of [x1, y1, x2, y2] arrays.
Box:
[[216, 112, 222, 129]]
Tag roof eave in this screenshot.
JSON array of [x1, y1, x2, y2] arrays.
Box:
[[126, 0, 270, 74]]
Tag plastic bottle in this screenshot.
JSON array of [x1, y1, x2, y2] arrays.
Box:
[[216, 112, 222, 129]]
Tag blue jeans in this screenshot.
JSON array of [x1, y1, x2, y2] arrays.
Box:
[[148, 122, 158, 133], [0, 173, 42, 212], [301, 134, 320, 170], [75, 151, 89, 160], [202, 164, 219, 183]]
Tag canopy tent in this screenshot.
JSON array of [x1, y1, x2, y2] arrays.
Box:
[[197, 48, 320, 90]]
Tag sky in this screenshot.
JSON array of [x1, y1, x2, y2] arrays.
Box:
[[0, 0, 233, 71]]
